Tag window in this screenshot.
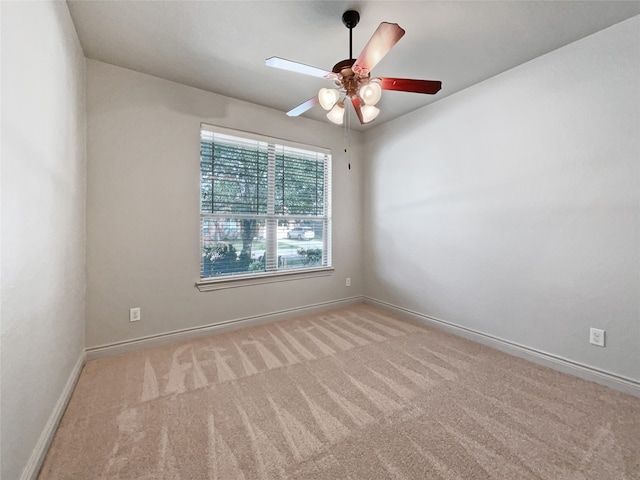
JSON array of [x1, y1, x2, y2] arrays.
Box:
[[199, 124, 331, 281]]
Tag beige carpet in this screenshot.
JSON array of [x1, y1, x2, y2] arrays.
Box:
[[38, 304, 640, 479]]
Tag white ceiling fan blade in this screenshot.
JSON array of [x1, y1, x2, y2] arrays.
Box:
[[266, 57, 336, 79], [287, 96, 320, 116]]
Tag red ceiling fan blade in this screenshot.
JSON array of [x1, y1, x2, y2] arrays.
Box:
[[350, 96, 366, 124], [379, 77, 442, 94], [287, 96, 319, 117], [266, 57, 336, 79], [352, 22, 405, 76]]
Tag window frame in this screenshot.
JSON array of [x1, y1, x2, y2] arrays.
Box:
[[196, 123, 332, 290]]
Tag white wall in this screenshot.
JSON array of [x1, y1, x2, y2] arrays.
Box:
[[85, 60, 363, 349], [1, 2, 86, 479], [363, 16, 640, 383]]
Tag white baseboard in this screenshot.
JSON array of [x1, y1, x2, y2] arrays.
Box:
[[86, 296, 365, 360], [21, 350, 86, 480], [364, 297, 640, 398]]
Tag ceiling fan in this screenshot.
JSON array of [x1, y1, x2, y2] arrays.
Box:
[[266, 10, 442, 125]]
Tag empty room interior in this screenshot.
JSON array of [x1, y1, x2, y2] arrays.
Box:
[[2, 1, 640, 479]]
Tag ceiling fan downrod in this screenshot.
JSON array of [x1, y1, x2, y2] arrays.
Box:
[[342, 10, 360, 60]]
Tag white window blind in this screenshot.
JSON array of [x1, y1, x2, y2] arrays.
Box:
[[200, 124, 331, 280]]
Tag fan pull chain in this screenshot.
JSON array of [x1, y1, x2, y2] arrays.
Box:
[[344, 103, 351, 170]]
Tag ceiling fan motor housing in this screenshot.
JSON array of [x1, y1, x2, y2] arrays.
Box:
[[332, 58, 373, 98]]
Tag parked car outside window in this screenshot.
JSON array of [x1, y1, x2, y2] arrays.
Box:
[[287, 227, 315, 240]]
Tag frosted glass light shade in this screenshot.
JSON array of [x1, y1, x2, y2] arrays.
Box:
[[361, 105, 380, 123], [327, 102, 345, 125], [318, 88, 340, 111], [359, 81, 382, 106]]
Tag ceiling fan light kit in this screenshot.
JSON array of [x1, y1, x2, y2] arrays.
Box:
[[266, 10, 442, 126], [359, 80, 382, 106], [327, 101, 346, 125], [318, 88, 340, 111], [360, 105, 380, 123]]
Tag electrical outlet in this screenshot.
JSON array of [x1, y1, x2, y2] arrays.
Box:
[[589, 328, 605, 347], [130, 307, 141, 322], [346, 277, 351, 287]]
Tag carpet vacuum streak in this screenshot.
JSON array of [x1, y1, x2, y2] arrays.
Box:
[[38, 305, 640, 479]]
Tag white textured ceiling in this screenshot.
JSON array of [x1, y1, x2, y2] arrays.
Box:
[[67, 1, 640, 130]]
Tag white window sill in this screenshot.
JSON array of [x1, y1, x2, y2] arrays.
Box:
[[196, 267, 334, 292]]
